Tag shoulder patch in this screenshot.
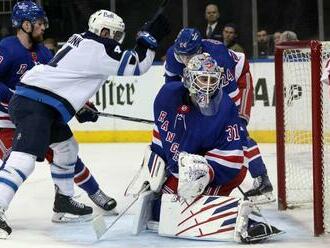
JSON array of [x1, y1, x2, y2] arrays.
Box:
[[0, 56, 3, 64]]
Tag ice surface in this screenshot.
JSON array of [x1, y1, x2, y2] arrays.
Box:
[[1, 143, 329, 248]]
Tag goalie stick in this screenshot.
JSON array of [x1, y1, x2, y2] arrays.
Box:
[[92, 182, 150, 240]]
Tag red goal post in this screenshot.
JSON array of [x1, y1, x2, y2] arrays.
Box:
[[275, 40, 330, 236]]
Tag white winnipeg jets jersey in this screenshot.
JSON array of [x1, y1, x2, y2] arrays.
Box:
[[18, 31, 155, 122]]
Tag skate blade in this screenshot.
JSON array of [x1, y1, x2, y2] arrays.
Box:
[[0, 229, 10, 239], [249, 192, 276, 205], [101, 207, 119, 216], [52, 212, 93, 223]]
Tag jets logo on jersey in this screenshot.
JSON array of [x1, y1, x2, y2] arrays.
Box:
[[0, 56, 3, 64]]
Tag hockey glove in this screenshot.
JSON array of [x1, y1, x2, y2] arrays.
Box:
[[177, 152, 213, 199], [75, 102, 99, 123], [136, 31, 158, 50], [140, 13, 170, 44]]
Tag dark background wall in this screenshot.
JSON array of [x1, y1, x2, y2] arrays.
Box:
[[1, 0, 325, 60]]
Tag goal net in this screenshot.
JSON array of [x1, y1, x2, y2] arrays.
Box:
[[275, 40, 330, 236]]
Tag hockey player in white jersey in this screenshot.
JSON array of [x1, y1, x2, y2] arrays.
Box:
[[0, 9, 169, 239]]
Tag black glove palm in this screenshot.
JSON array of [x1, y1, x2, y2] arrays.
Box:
[[76, 102, 99, 123], [141, 14, 170, 43]]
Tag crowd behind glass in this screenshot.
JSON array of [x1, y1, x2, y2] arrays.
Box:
[[0, 0, 329, 61]]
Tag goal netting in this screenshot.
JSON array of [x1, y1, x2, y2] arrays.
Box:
[[275, 40, 330, 236]]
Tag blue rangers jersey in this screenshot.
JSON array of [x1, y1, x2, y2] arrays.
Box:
[[150, 81, 245, 187], [18, 31, 155, 122], [164, 39, 247, 108], [0, 36, 52, 127]]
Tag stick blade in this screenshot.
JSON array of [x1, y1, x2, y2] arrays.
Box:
[[92, 215, 107, 240]]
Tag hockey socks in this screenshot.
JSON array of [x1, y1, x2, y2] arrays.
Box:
[[74, 157, 99, 195]]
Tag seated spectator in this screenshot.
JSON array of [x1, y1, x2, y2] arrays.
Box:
[[44, 38, 59, 55], [257, 29, 272, 58], [273, 31, 282, 46], [279, 30, 298, 42], [204, 3, 222, 40], [222, 23, 244, 53]]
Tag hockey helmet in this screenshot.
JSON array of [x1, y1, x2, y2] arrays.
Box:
[[174, 28, 202, 65], [11, 1, 48, 29], [88, 10, 125, 43]]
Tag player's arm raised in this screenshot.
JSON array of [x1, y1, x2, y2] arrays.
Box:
[[90, 10, 169, 77]]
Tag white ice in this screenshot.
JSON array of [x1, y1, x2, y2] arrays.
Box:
[[1, 143, 329, 248]]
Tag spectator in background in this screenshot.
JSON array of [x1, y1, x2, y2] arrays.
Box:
[[204, 4, 222, 41], [257, 29, 272, 58], [0, 26, 9, 39], [273, 31, 281, 46], [44, 38, 58, 55], [222, 23, 244, 53], [279, 30, 298, 42]]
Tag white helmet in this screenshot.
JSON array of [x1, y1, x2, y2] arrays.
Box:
[[88, 10, 125, 43]]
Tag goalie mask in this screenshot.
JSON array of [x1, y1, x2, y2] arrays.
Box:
[[88, 10, 125, 43], [183, 53, 223, 116]]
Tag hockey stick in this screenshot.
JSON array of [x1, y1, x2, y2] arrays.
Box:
[[92, 182, 150, 240], [83, 104, 154, 124], [96, 111, 154, 124], [151, 0, 169, 21]]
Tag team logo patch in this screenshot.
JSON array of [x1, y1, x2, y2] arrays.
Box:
[[177, 104, 190, 114], [0, 56, 3, 64]]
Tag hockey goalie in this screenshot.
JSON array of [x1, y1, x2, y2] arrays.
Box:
[[130, 54, 283, 243]]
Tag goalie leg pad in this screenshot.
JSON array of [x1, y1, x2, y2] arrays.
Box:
[[158, 194, 241, 241], [143, 146, 166, 192]]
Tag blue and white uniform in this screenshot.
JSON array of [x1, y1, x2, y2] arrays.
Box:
[[18, 31, 155, 122]]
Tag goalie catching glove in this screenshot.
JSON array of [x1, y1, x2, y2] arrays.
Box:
[[178, 152, 214, 199], [75, 101, 99, 123]]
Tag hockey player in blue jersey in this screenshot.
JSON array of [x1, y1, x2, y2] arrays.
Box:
[[164, 28, 274, 202], [152, 53, 247, 197], [0, 2, 169, 238], [0, 1, 118, 224], [132, 54, 282, 243]]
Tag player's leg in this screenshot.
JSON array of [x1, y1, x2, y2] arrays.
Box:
[[244, 136, 274, 200], [237, 73, 273, 201], [0, 128, 15, 160], [0, 95, 55, 237], [74, 157, 117, 211], [46, 149, 117, 212], [49, 122, 92, 223]]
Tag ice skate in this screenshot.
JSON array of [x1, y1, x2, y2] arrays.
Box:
[[241, 222, 284, 243], [246, 173, 275, 204], [0, 207, 12, 239], [88, 189, 117, 215], [52, 187, 93, 223]]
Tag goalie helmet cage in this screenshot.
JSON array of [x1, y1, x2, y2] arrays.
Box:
[[275, 40, 330, 236]]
